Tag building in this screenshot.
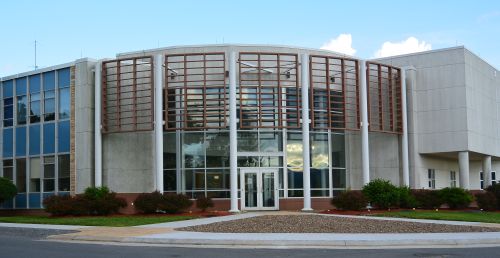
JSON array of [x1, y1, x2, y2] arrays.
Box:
[[0, 44, 498, 212]]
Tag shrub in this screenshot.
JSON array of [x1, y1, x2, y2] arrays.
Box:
[[0, 177, 17, 204], [397, 186, 418, 208], [486, 184, 500, 209], [362, 179, 399, 209], [161, 194, 193, 214], [331, 190, 367, 211], [43, 195, 89, 216], [411, 189, 442, 209], [196, 196, 214, 212], [475, 192, 497, 211], [82, 186, 127, 215], [438, 187, 473, 209], [134, 191, 164, 214]]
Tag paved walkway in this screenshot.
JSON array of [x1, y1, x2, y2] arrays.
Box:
[[2, 212, 500, 248]]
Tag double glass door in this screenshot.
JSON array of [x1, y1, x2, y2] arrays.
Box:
[[241, 169, 278, 210]]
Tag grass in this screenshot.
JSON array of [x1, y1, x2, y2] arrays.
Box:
[[375, 210, 500, 224], [0, 215, 197, 227]]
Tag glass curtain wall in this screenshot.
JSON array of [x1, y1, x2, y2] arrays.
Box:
[[1, 67, 72, 209]]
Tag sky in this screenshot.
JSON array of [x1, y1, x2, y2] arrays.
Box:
[[1, 0, 500, 77]]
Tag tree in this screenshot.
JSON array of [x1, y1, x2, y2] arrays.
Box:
[[0, 177, 17, 204]]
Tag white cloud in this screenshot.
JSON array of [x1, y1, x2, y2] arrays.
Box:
[[374, 37, 431, 58], [320, 34, 356, 56]]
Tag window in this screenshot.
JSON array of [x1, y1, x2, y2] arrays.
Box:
[[58, 68, 71, 120], [428, 169, 436, 189], [43, 156, 55, 192], [29, 125, 40, 155], [58, 154, 70, 191], [16, 77, 28, 125], [3, 160, 14, 182], [43, 71, 56, 121], [29, 75, 42, 123], [493, 171, 497, 185], [57, 121, 70, 152], [450, 171, 456, 187], [15, 127, 26, 157], [480, 171, 497, 189], [3, 80, 14, 127], [3, 128, 13, 158], [16, 158, 26, 193], [43, 123, 55, 154], [29, 158, 41, 192]]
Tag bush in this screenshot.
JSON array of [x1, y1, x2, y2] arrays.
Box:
[[397, 186, 418, 208], [331, 190, 367, 211], [362, 179, 399, 209], [43, 186, 126, 216], [82, 186, 127, 215], [196, 196, 214, 212], [43, 195, 89, 216], [134, 191, 164, 214], [0, 177, 17, 204], [438, 187, 473, 209], [161, 194, 193, 214], [475, 192, 497, 211], [486, 184, 500, 209], [411, 189, 442, 209]]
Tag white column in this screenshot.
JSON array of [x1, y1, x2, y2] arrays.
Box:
[[154, 54, 164, 192], [459, 151, 470, 189], [229, 51, 239, 213], [360, 61, 370, 185], [94, 61, 102, 187], [482, 155, 492, 188], [401, 68, 410, 187], [301, 53, 312, 211]]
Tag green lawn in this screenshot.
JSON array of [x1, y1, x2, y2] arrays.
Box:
[[0, 215, 197, 227], [375, 211, 500, 224]]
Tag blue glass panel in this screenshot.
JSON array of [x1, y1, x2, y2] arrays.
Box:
[[15, 193, 27, 209], [15, 127, 26, 156], [1, 198, 14, 209], [59, 88, 70, 119], [28, 193, 41, 208], [29, 74, 41, 93], [43, 71, 55, 90], [3, 80, 14, 97], [15, 77, 27, 95], [58, 68, 70, 88], [29, 125, 41, 155], [57, 121, 70, 153], [3, 128, 13, 158], [43, 123, 55, 154]]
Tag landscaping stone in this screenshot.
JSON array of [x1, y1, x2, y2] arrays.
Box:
[[178, 215, 500, 233]]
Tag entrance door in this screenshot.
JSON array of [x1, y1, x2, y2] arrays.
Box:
[[241, 169, 279, 210]]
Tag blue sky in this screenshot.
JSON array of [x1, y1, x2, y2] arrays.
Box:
[[1, 0, 499, 77]]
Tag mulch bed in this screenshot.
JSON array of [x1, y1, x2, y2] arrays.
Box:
[[177, 215, 500, 233]]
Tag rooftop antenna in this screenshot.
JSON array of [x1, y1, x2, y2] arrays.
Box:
[[34, 40, 39, 70]]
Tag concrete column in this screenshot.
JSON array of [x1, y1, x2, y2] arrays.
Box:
[[301, 53, 312, 211], [459, 151, 470, 189], [94, 61, 102, 187], [154, 54, 164, 192], [360, 61, 370, 185], [228, 51, 239, 213], [401, 68, 410, 187], [482, 155, 492, 188]]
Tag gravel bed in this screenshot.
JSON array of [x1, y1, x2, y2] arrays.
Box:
[[0, 227, 78, 239], [178, 215, 500, 233]]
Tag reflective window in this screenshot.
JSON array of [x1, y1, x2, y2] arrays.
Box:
[[259, 131, 282, 152], [29, 75, 42, 123], [58, 87, 70, 119], [332, 169, 346, 188], [183, 169, 205, 191], [58, 154, 70, 191], [57, 68, 70, 88], [3, 97, 14, 127], [206, 169, 229, 190], [205, 132, 229, 168], [3, 128, 13, 158], [331, 133, 345, 168], [16, 158, 26, 193], [43, 123, 55, 154], [58, 121, 70, 152], [237, 131, 258, 152], [29, 125, 41, 155], [311, 133, 329, 169], [182, 133, 205, 168], [30, 158, 41, 192], [311, 168, 329, 189], [43, 71, 55, 90], [16, 95, 28, 125], [3, 160, 14, 181], [15, 127, 26, 156], [163, 133, 176, 169], [16, 77, 27, 95], [29, 74, 41, 93], [286, 132, 303, 168], [43, 156, 55, 192], [3, 80, 14, 98], [44, 90, 55, 121]]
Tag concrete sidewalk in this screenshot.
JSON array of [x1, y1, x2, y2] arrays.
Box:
[[36, 212, 500, 248]]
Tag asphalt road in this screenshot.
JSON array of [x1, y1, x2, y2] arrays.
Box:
[[1, 227, 500, 258]]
